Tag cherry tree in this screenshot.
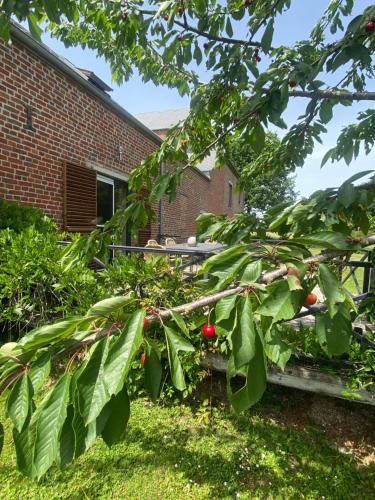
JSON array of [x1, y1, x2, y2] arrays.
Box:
[[0, 0, 375, 478]]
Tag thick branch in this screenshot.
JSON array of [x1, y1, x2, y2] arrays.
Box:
[[286, 89, 375, 102], [2, 236, 373, 390]]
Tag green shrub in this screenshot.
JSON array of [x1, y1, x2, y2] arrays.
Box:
[[0, 228, 103, 340], [0, 198, 56, 233]]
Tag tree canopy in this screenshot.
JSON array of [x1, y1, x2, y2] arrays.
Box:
[[226, 133, 297, 214]]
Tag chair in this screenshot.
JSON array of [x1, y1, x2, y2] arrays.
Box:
[[144, 239, 165, 261]]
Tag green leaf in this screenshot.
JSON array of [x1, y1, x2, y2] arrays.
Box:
[[199, 244, 247, 274], [258, 280, 303, 324], [6, 374, 33, 433], [144, 345, 163, 402], [19, 316, 83, 349], [337, 181, 357, 207], [164, 326, 195, 391], [319, 100, 334, 124], [104, 309, 145, 396], [341, 170, 373, 185], [193, 43, 202, 65], [87, 295, 133, 318], [102, 384, 130, 446], [239, 259, 262, 284], [293, 232, 360, 250], [29, 352, 51, 393], [77, 337, 110, 425], [225, 17, 233, 37], [211, 254, 252, 291], [32, 373, 71, 479], [0, 422, 4, 456], [27, 13, 42, 41], [215, 295, 237, 323], [264, 328, 291, 370], [261, 19, 274, 52], [58, 405, 75, 469], [171, 311, 189, 336], [316, 306, 352, 355], [318, 263, 345, 317], [228, 330, 267, 412], [231, 296, 256, 369]]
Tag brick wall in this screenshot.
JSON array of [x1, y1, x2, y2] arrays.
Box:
[[0, 34, 160, 239], [0, 29, 244, 245]]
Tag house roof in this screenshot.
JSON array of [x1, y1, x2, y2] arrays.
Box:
[[136, 107, 190, 131], [10, 22, 162, 145]]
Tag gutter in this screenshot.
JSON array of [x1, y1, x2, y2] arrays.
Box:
[[9, 22, 162, 146]]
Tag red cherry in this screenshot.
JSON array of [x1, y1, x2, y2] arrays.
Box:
[[202, 324, 216, 338], [177, 6, 184, 15], [140, 353, 146, 365], [255, 55, 261, 62], [288, 79, 297, 88], [143, 317, 150, 329], [304, 293, 317, 307], [163, 14, 169, 21], [365, 20, 375, 33]]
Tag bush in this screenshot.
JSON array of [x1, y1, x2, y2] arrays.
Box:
[[0, 198, 55, 233], [0, 228, 102, 340]]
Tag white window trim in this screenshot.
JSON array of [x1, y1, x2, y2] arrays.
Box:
[[87, 161, 129, 183]]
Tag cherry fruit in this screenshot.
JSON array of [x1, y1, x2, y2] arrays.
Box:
[[304, 292, 317, 307], [365, 20, 375, 33], [202, 324, 216, 338], [140, 353, 146, 365]]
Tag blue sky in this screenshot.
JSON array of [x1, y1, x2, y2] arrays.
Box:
[[38, 0, 374, 196]]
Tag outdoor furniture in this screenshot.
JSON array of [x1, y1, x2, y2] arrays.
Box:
[[144, 239, 165, 261]]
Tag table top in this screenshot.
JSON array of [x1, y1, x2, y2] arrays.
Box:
[[166, 242, 224, 254]]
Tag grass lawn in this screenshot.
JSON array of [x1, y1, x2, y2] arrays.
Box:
[[1, 385, 374, 500]]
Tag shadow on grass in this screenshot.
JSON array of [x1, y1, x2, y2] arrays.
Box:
[[2, 399, 370, 499]]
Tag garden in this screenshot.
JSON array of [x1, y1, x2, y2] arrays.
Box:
[[1, 1, 375, 498]]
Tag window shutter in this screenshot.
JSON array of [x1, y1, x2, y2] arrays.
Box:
[[64, 162, 97, 233]]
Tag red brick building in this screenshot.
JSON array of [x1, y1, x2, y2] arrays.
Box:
[[0, 23, 243, 244], [136, 109, 244, 242]]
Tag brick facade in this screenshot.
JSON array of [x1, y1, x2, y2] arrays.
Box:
[[0, 24, 244, 244]]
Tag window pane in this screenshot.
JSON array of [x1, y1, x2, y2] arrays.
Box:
[[114, 179, 128, 211], [97, 179, 113, 225]]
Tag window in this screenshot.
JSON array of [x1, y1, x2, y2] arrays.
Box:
[[97, 175, 114, 227], [228, 182, 233, 208], [63, 163, 129, 243], [97, 174, 130, 244]]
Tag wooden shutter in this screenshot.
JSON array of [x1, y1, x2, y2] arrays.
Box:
[[64, 162, 97, 233]]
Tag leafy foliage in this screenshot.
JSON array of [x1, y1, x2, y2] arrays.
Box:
[[1, 1, 375, 479], [0, 198, 56, 233], [0, 228, 101, 339], [225, 133, 297, 214]]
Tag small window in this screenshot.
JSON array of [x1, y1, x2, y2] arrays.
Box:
[[97, 175, 114, 227], [228, 182, 233, 208]]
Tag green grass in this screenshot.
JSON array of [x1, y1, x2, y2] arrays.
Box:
[[1, 394, 374, 499]]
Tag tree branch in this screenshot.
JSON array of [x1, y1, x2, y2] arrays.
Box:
[[285, 89, 375, 102]]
